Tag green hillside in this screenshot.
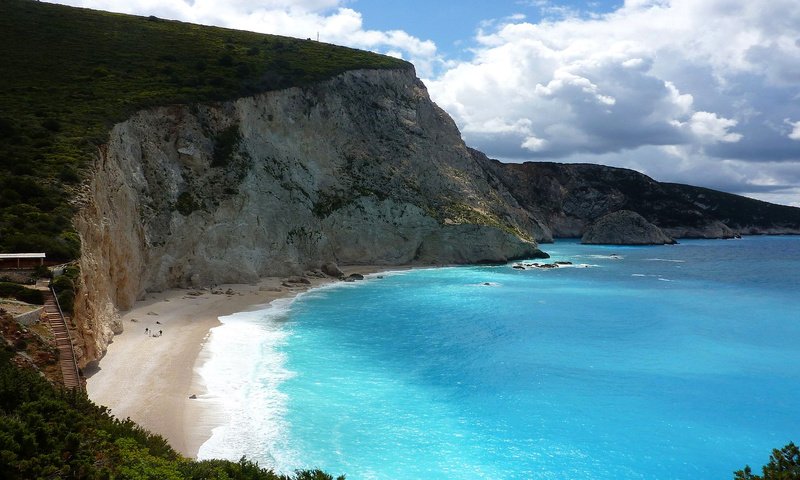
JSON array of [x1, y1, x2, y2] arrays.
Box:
[[0, 0, 410, 260]]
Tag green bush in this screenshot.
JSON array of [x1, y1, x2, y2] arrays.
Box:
[[33, 265, 52, 279], [175, 191, 198, 216], [735, 442, 800, 480], [0, 283, 44, 305], [50, 276, 74, 291], [56, 289, 74, 314], [51, 267, 78, 314], [61, 264, 80, 280], [212, 124, 241, 167]]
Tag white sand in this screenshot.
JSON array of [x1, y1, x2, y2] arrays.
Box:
[[86, 267, 390, 458]]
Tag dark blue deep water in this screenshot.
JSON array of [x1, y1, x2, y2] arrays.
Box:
[[199, 237, 800, 479]]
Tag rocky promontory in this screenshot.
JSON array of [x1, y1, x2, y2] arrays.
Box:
[[581, 210, 677, 245], [476, 154, 800, 241]]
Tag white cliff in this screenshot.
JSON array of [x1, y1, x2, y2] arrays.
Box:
[[72, 68, 546, 366]]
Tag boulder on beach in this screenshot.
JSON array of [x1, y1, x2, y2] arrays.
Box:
[[322, 262, 345, 279], [286, 275, 311, 285]]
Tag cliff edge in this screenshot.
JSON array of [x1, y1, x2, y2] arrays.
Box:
[[72, 68, 547, 366]]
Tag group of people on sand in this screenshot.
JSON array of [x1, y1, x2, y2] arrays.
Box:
[[144, 327, 163, 337]]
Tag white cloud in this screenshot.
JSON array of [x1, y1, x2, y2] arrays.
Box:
[[687, 112, 742, 144], [786, 119, 800, 141], [521, 135, 547, 152], [426, 0, 800, 202]]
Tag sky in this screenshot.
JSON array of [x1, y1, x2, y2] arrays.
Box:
[[47, 0, 800, 206]]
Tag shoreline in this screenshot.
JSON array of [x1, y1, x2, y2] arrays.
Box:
[[85, 266, 394, 458]]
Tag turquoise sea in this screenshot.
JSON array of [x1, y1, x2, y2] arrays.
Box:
[[197, 236, 800, 479]]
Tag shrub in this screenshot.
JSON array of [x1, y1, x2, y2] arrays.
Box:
[[236, 63, 251, 78], [61, 265, 80, 280], [50, 270, 77, 314], [57, 165, 80, 183], [175, 191, 197, 216], [41, 118, 61, 132], [218, 54, 234, 67], [735, 442, 800, 480], [212, 124, 241, 167], [56, 289, 74, 313], [0, 283, 44, 305], [50, 276, 74, 291]]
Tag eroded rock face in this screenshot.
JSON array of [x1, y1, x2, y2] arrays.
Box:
[[581, 210, 676, 245], [72, 68, 545, 366]]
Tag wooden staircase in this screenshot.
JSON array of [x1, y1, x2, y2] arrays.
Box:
[[44, 289, 82, 390]]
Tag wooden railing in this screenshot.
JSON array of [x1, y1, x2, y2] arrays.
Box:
[[46, 288, 82, 390]]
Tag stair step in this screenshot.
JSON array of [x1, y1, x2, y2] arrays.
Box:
[[43, 291, 83, 392]]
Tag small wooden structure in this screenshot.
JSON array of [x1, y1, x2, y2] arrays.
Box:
[[0, 253, 46, 269]]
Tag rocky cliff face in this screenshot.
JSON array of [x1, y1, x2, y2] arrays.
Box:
[[477, 155, 800, 240], [72, 68, 546, 366], [581, 210, 676, 245]]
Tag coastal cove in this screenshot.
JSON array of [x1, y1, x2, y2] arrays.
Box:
[[4, 2, 800, 478], [191, 236, 799, 479], [85, 266, 387, 457]]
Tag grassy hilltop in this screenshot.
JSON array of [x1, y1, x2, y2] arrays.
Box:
[[0, 0, 409, 260]]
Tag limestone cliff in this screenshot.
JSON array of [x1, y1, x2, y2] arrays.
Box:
[[72, 68, 546, 366]]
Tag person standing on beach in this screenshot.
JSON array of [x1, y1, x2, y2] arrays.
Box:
[[145, 327, 149, 335]]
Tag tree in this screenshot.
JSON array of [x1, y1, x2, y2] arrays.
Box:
[[735, 442, 800, 480]]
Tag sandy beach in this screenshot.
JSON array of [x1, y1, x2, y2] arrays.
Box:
[[86, 267, 383, 458]]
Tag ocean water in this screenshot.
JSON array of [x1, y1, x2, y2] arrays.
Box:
[[197, 237, 800, 479]]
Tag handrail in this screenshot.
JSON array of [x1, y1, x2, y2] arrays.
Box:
[[50, 287, 82, 390]]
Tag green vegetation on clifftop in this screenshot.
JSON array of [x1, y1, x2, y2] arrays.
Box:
[[0, 0, 409, 260]]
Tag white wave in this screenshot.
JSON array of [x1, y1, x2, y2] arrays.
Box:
[[512, 262, 597, 270], [574, 254, 624, 260], [196, 300, 301, 471], [644, 258, 686, 263]]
